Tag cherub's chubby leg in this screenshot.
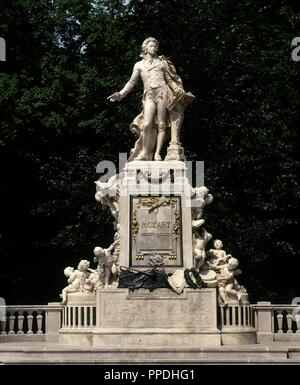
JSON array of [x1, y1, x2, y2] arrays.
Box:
[[225, 283, 240, 300], [104, 266, 111, 288], [135, 98, 156, 160], [61, 289, 68, 305], [194, 252, 204, 271], [61, 286, 77, 305], [218, 286, 228, 305]]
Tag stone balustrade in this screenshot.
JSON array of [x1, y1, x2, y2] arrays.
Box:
[[252, 302, 300, 342], [219, 304, 255, 328], [0, 303, 62, 342], [218, 303, 256, 345], [2, 300, 300, 345], [62, 305, 96, 329], [59, 294, 96, 345]]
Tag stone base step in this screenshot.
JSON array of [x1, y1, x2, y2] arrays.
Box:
[[0, 342, 300, 363], [1, 357, 300, 364]]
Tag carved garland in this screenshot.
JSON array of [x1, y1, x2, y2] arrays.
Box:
[[136, 197, 177, 208], [173, 209, 180, 239], [131, 210, 139, 240]]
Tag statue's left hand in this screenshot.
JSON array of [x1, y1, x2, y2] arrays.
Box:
[[174, 87, 184, 97], [107, 92, 122, 102]]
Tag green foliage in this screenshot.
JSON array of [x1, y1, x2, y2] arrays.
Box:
[[0, 0, 299, 304]]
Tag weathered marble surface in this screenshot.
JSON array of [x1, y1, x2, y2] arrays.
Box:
[[93, 288, 221, 348]]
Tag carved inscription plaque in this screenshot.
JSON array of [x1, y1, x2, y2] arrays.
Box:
[[130, 196, 182, 267]]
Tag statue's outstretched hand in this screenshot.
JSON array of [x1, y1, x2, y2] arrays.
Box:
[[107, 92, 122, 102]]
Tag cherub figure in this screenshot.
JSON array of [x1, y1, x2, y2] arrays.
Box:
[[206, 239, 231, 268], [191, 186, 213, 228], [193, 228, 212, 271], [208, 257, 244, 305], [93, 244, 118, 288], [95, 175, 120, 230], [61, 260, 91, 305]]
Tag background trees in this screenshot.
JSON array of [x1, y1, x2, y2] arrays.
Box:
[[0, 0, 299, 304]]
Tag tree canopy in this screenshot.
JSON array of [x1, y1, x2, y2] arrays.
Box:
[[0, 0, 299, 304]]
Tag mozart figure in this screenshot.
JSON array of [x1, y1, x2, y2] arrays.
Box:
[[108, 37, 194, 161]]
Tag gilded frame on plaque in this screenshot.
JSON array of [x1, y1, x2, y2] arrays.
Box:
[[129, 195, 183, 268]]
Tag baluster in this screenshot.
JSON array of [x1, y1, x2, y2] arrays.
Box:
[[240, 306, 244, 325], [232, 306, 237, 326], [84, 306, 88, 328], [9, 315, 15, 334], [93, 306, 96, 326], [17, 313, 24, 334], [296, 313, 300, 333], [248, 307, 251, 326], [87, 307, 90, 327], [237, 306, 242, 326], [276, 311, 283, 334], [226, 306, 230, 326], [89, 307, 93, 327], [246, 306, 249, 325], [36, 313, 43, 334], [243, 306, 246, 326], [62, 307, 64, 327], [71, 306, 74, 327], [64, 307, 67, 327], [286, 312, 293, 334], [65, 307, 68, 327], [27, 314, 33, 334], [78, 306, 82, 328], [249, 307, 252, 326], [72, 306, 77, 328], [68, 306, 71, 328]]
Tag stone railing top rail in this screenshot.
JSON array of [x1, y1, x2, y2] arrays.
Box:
[[252, 303, 299, 310], [4, 303, 62, 311], [2, 303, 299, 311]]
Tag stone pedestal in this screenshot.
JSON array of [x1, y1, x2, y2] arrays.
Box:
[[119, 161, 193, 272], [46, 302, 62, 342], [93, 288, 221, 347], [255, 301, 274, 343], [58, 158, 257, 349]]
